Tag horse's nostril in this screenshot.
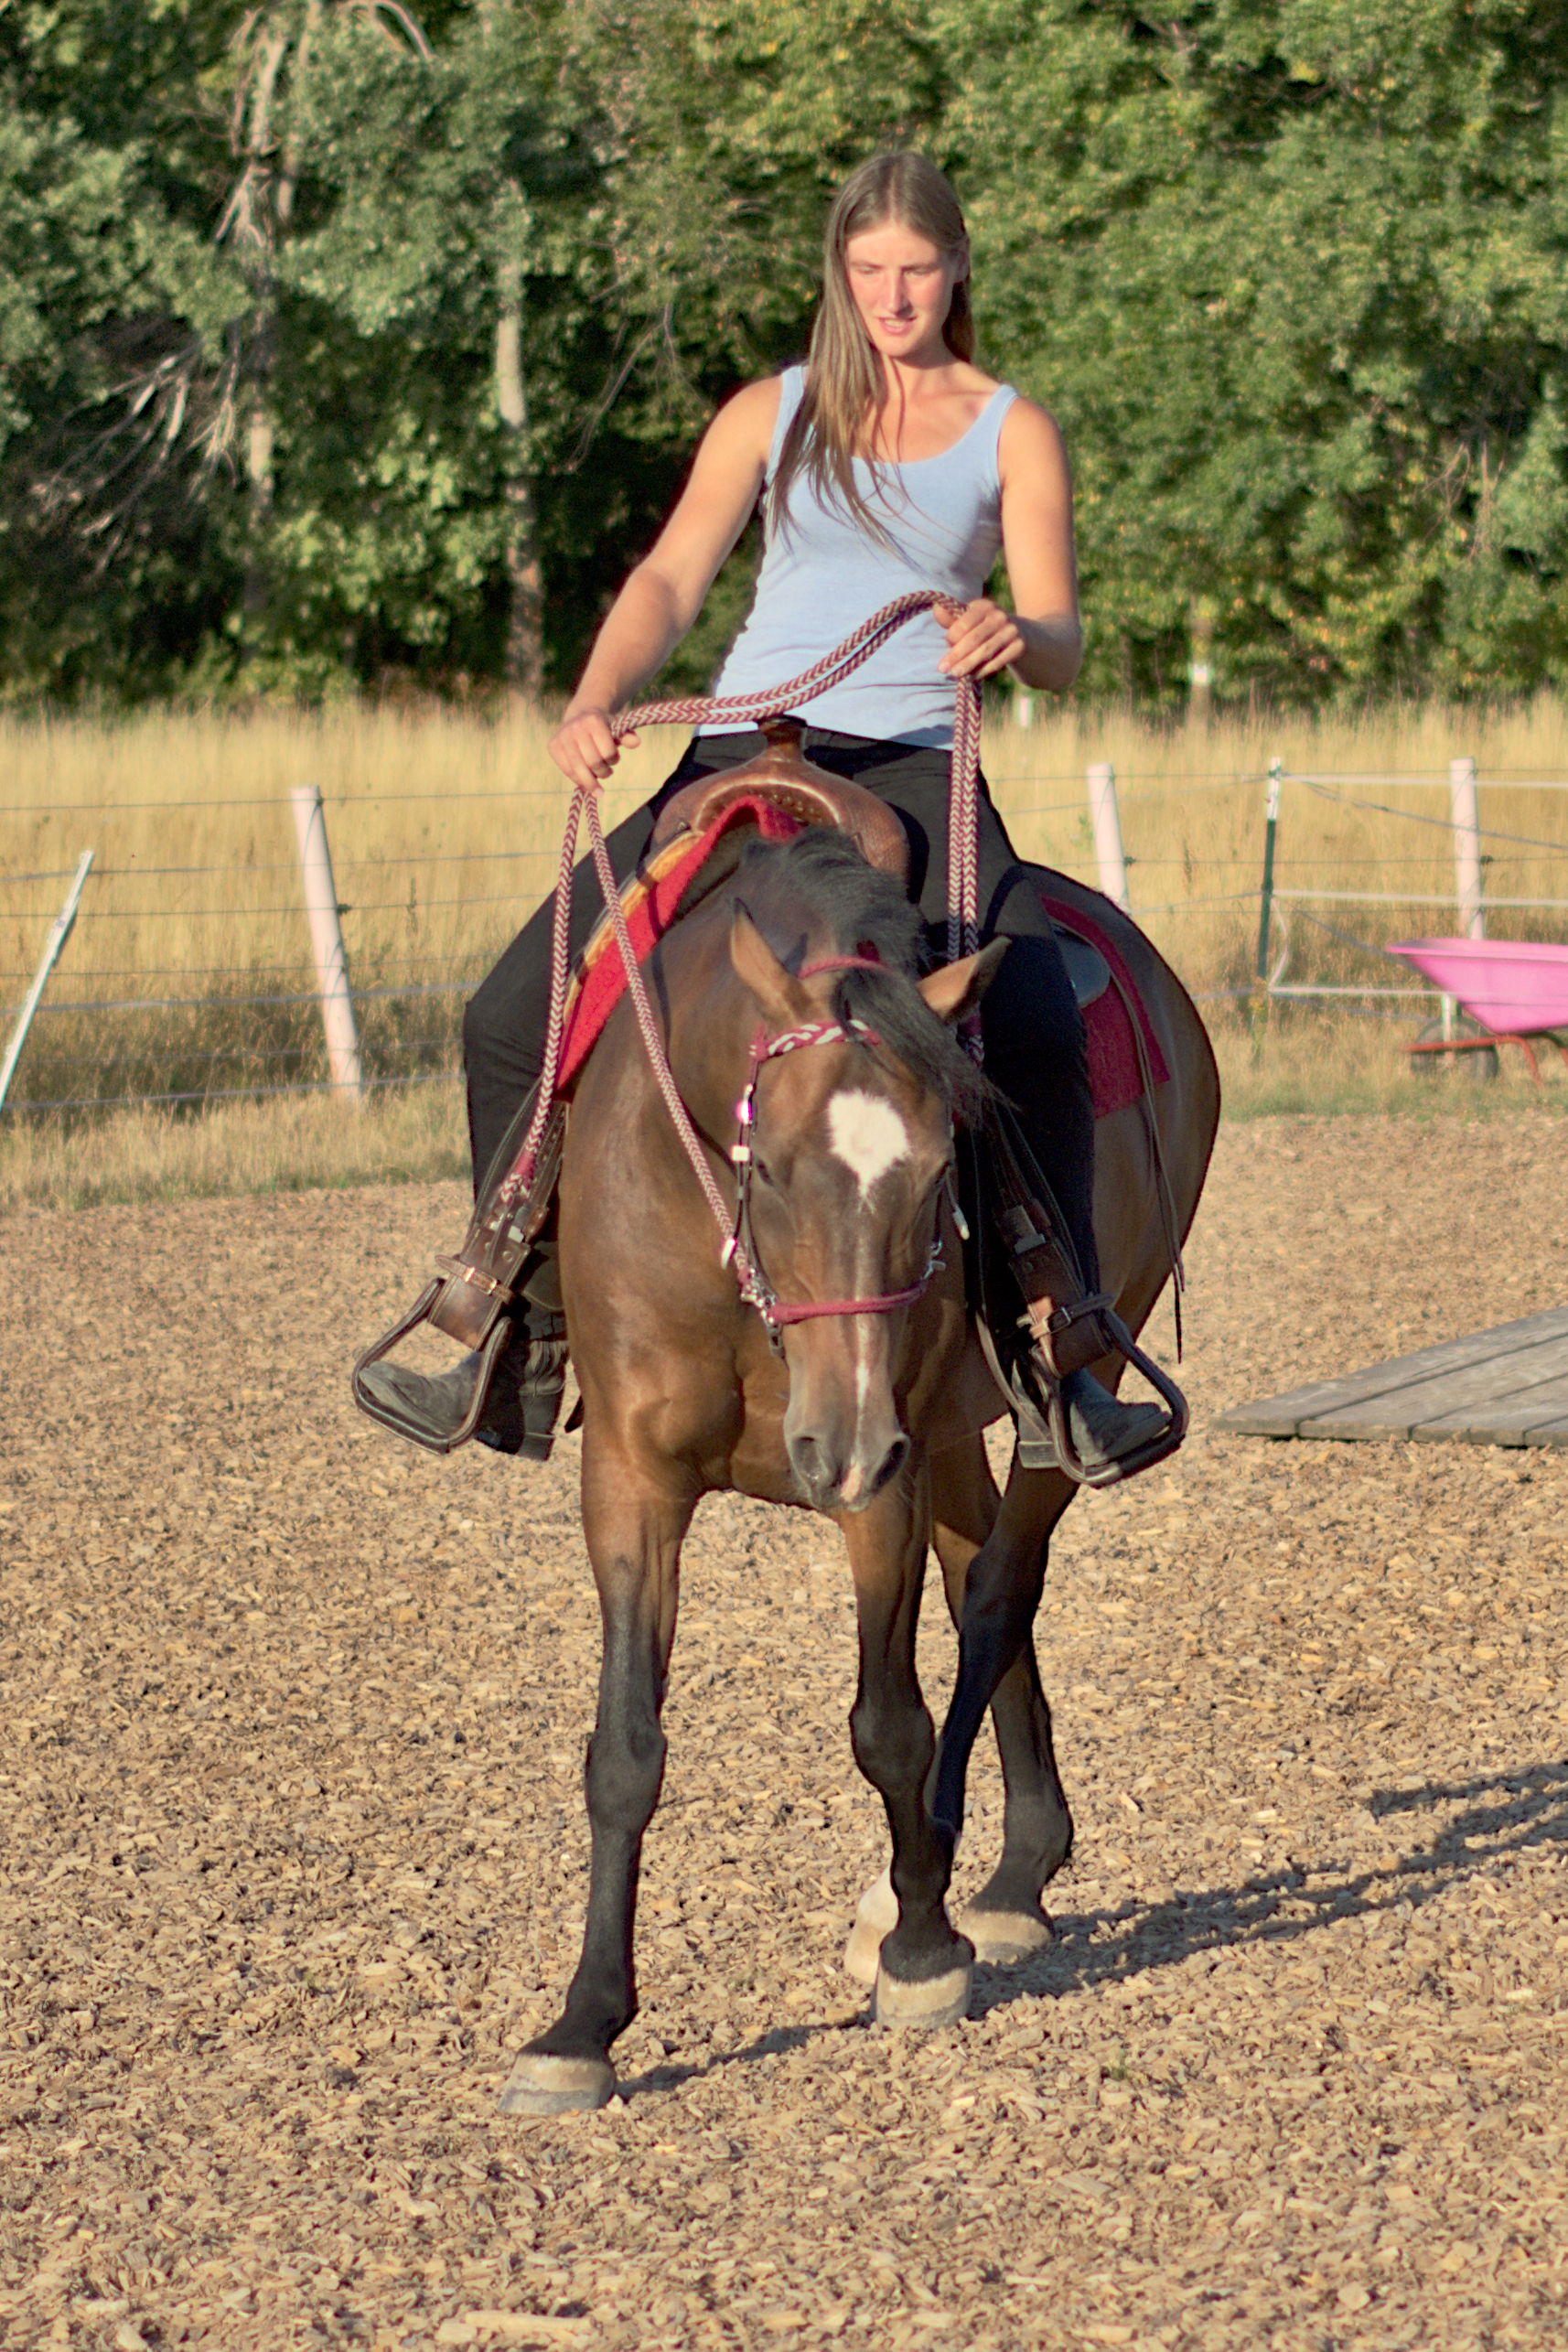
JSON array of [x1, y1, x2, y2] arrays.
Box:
[[788, 1433, 840, 1501], [869, 1433, 910, 1496]]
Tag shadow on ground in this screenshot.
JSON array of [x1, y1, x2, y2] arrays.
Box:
[[972, 1754, 1568, 2015], [611, 1758, 1568, 2089]]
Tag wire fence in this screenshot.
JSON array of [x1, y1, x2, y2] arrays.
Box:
[[0, 794, 528, 1116], [4, 746, 1568, 1123]]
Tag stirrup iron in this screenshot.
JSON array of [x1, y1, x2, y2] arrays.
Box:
[[351, 1287, 518, 1455], [1036, 1307, 1187, 1488], [350, 1098, 565, 1454], [980, 1303, 1186, 1488]]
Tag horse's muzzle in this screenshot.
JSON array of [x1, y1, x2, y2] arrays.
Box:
[[787, 1425, 910, 1514]]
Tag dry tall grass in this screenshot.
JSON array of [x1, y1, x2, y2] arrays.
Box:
[[0, 703, 686, 1123], [4, 694, 1567, 1211], [985, 692, 1568, 990]]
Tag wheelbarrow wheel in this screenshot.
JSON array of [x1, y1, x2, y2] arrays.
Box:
[[1411, 1014, 1498, 1082]]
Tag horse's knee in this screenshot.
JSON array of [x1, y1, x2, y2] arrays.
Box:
[[850, 1695, 934, 1796]]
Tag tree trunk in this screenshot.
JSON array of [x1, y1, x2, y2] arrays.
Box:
[[231, 19, 289, 664], [496, 262, 544, 699], [242, 384, 275, 647], [235, 4, 320, 666]]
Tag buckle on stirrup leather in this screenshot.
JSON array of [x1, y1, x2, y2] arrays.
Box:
[[430, 1255, 515, 1340], [1018, 1289, 1117, 1379]]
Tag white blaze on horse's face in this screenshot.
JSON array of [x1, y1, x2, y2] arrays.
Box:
[[826, 1090, 911, 1199]]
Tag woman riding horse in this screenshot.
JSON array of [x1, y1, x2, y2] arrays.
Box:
[[367, 150, 1165, 1477]]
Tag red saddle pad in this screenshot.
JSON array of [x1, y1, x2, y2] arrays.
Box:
[[1036, 892, 1170, 1121], [558, 795, 797, 1092]]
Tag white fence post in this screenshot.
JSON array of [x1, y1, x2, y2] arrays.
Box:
[[1012, 689, 1036, 730], [0, 850, 95, 1113], [1449, 755, 1485, 942], [1086, 760, 1131, 911], [290, 785, 364, 1102]]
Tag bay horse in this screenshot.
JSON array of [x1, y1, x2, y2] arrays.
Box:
[[495, 820, 1219, 2116]]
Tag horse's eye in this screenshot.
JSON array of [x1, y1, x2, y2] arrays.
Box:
[[755, 1157, 776, 1188]]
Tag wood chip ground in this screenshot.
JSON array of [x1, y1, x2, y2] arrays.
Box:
[[2, 1112, 1566, 2350]]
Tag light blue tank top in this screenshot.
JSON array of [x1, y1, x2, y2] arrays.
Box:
[[703, 364, 1017, 749]]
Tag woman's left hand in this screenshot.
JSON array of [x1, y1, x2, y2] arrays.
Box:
[[937, 596, 1027, 680]]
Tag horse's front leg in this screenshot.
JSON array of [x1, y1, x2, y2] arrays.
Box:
[[498, 1444, 695, 2116], [843, 1438, 1073, 1984], [932, 1437, 1075, 1963], [841, 1456, 973, 2029], [921, 1454, 1074, 1949]]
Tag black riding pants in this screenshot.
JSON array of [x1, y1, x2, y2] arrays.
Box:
[[462, 725, 1100, 1282]]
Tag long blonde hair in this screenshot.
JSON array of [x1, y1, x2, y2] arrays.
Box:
[[766, 153, 974, 546]]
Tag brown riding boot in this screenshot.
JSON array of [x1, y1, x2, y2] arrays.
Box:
[[999, 1204, 1168, 1477], [355, 1249, 568, 1460], [358, 1304, 567, 1461]]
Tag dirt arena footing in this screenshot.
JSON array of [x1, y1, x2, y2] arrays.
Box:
[[2, 1112, 1565, 2350]]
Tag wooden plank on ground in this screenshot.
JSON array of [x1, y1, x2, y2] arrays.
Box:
[[1412, 1373, 1568, 1447], [1214, 1305, 1568, 1437], [1305, 1335, 1568, 1441]]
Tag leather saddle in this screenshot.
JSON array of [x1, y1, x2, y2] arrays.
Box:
[[650, 716, 910, 880]]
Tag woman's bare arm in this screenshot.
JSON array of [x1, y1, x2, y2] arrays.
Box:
[[937, 396, 1083, 693], [550, 379, 783, 789]]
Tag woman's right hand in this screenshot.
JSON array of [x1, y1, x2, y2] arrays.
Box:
[[547, 707, 639, 792]]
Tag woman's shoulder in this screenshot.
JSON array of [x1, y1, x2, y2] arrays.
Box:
[[723, 371, 795, 423], [700, 373, 789, 464], [953, 360, 1005, 397], [997, 391, 1068, 473], [733, 370, 796, 414]]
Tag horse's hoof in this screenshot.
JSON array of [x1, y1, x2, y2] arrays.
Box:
[[961, 1906, 1051, 1966], [844, 1913, 886, 1987], [497, 2052, 615, 2116], [874, 1957, 972, 2030], [843, 1865, 897, 1987]]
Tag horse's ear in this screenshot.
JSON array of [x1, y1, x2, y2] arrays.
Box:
[[918, 939, 1008, 1024], [730, 904, 812, 1026]]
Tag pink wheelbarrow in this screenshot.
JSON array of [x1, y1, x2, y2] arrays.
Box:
[[1385, 939, 1568, 1085]]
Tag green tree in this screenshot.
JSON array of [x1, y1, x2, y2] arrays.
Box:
[[947, 0, 1568, 702], [0, 2, 246, 694], [9, 0, 1568, 708]]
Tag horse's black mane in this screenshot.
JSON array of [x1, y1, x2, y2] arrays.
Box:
[[734, 829, 994, 1126]]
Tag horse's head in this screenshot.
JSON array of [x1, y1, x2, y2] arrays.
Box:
[[728, 873, 1002, 1515]]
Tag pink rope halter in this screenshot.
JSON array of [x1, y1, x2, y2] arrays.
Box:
[[500, 592, 982, 1336]]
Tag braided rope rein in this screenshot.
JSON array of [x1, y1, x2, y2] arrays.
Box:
[[499, 592, 983, 1307]]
